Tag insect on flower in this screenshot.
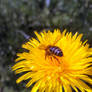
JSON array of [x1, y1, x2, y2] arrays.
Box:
[[39, 35, 63, 62], [45, 45, 63, 57], [44, 45, 63, 61]]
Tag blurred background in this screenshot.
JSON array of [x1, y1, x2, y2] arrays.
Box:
[[0, 0, 92, 92]]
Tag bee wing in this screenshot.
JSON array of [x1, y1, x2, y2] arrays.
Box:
[[53, 35, 61, 45], [38, 44, 46, 50]]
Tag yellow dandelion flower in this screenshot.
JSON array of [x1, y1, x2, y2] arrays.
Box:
[[12, 29, 92, 92]]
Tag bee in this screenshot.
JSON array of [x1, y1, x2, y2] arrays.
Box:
[[39, 35, 63, 61], [46, 45, 63, 56], [44, 45, 63, 60]]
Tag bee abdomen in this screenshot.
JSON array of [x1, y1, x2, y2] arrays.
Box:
[[50, 46, 63, 57]]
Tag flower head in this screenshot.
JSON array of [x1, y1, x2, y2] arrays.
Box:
[[12, 29, 92, 92]]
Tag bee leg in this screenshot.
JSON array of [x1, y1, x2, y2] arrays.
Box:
[[50, 56, 53, 62], [45, 53, 47, 60], [53, 56, 60, 64], [45, 52, 49, 60]]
